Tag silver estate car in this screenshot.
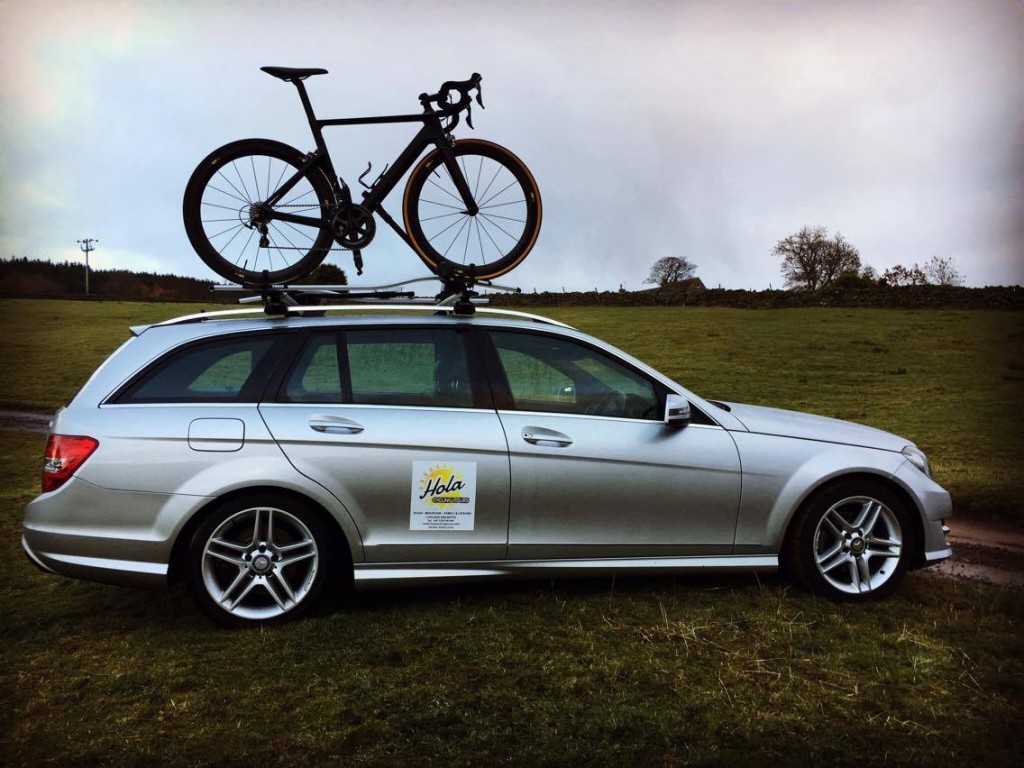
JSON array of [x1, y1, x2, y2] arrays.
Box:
[[23, 304, 952, 627]]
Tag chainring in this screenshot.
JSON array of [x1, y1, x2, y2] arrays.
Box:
[[331, 204, 376, 250]]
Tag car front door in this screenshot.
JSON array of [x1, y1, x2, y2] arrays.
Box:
[[484, 329, 742, 560], [259, 326, 510, 563]]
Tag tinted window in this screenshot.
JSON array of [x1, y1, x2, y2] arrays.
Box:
[[491, 331, 659, 419], [278, 328, 474, 408], [347, 328, 472, 408], [282, 334, 342, 403], [115, 335, 285, 404]]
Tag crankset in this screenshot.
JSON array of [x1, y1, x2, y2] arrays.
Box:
[[331, 203, 376, 250]]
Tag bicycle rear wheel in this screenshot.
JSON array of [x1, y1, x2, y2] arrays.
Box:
[[183, 138, 335, 285], [403, 139, 541, 281]]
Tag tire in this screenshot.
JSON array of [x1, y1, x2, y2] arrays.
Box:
[[403, 139, 542, 281], [183, 139, 335, 285], [186, 493, 333, 628], [787, 479, 914, 601]]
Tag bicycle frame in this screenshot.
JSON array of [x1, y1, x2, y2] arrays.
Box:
[[263, 78, 475, 247]]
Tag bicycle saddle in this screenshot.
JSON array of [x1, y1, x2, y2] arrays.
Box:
[[261, 66, 328, 81]]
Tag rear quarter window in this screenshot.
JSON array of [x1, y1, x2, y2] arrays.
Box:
[[111, 333, 289, 404]]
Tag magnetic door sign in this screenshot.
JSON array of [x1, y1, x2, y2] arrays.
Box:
[[410, 462, 477, 530]]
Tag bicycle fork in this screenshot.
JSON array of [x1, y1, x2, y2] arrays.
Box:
[[438, 143, 479, 216]]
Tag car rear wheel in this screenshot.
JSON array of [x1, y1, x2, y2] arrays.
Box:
[[186, 494, 332, 627], [788, 479, 914, 601]]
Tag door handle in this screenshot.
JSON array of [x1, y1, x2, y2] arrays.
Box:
[[309, 416, 364, 434], [522, 427, 573, 446]]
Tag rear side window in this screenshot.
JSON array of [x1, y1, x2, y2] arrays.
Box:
[[281, 334, 342, 403], [348, 328, 472, 407], [113, 334, 287, 404], [278, 328, 474, 408]]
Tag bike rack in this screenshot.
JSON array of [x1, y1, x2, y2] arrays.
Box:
[[211, 270, 522, 317]]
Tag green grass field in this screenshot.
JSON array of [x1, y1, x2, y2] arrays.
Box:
[[1, 299, 1022, 764], [2, 299, 1021, 520]]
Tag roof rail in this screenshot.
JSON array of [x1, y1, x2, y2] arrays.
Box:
[[144, 304, 575, 331]]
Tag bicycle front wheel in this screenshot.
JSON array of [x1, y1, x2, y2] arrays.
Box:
[[403, 139, 541, 281], [183, 138, 335, 285]]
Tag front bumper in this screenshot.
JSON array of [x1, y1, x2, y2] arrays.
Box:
[[891, 460, 953, 568]]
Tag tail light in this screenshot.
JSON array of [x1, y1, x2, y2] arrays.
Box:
[[42, 435, 99, 493]]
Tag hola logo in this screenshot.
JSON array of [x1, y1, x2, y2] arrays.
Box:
[[410, 461, 476, 530], [418, 464, 470, 506]]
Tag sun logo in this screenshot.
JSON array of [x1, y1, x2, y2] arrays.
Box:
[[418, 464, 467, 505]]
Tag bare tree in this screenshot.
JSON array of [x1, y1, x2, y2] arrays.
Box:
[[881, 264, 928, 286], [922, 256, 965, 286], [774, 226, 861, 290], [645, 256, 697, 287], [883, 257, 964, 287]]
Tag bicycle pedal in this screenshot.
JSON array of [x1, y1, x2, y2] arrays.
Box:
[[353, 250, 364, 276]]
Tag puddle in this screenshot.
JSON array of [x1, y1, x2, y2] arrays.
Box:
[[921, 558, 1024, 588]]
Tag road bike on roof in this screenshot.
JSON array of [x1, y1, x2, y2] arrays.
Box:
[[182, 67, 542, 288]]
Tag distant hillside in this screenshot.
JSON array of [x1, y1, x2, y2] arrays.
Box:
[[0, 258, 348, 303], [0, 257, 225, 302]]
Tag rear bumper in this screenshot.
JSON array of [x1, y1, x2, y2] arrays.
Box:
[[21, 476, 206, 590], [22, 534, 167, 589]]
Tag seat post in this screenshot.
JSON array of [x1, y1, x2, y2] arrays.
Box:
[[290, 78, 328, 155]]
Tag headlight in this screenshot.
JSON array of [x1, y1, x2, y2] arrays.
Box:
[[902, 445, 931, 478]]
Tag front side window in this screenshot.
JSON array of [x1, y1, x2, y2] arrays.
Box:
[[114, 334, 286, 404], [490, 331, 660, 419]]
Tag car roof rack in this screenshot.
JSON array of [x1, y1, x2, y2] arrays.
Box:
[[132, 270, 575, 335], [145, 303, 573, 331], [213, 269, 517, 314], [139, 272, 572, 334]]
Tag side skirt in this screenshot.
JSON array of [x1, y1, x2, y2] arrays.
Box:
[[353, 555, 778, 590]]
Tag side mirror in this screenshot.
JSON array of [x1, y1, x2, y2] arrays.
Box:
[[664, 394, 691, 426]]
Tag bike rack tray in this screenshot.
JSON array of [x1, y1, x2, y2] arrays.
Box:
[[211, 273, 521, 316]]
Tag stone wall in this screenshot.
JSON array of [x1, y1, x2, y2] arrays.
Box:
[[491, 284, 1023, 310]]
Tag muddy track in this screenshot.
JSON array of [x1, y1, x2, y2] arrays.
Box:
[[3, 409, 1020, 588]]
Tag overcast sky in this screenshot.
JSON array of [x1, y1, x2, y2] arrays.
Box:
[[1, 0, 1021, 291]]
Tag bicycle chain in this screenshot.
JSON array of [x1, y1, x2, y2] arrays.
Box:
[[255, 202, 345, 252]]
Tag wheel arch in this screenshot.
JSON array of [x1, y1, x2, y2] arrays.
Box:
[[168, 485, 355, 591], [778, 471, 925, 572]]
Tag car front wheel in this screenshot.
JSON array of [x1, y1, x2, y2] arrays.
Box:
[[788, 480, 914, 601], [186, 494, 332, 627]]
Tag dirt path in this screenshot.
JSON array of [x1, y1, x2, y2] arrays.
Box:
[[2, 408, 1019, 588], [0, 409, 51, 433], [926, 518, 1024, 588]]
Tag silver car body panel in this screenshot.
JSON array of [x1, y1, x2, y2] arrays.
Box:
[[721, 401, 909, 452], [259, 402, 511, 563], [22, 311, 952, 593], [729, 430, 951, 562], [497, 413, 742, 558]]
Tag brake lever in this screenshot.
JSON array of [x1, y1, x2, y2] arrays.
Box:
[[464, 82, 484, 130]]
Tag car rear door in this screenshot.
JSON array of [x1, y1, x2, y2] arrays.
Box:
[[259, 325, 511, 563]]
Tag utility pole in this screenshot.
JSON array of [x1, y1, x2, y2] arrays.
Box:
[[76, 238, 98, 295]]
